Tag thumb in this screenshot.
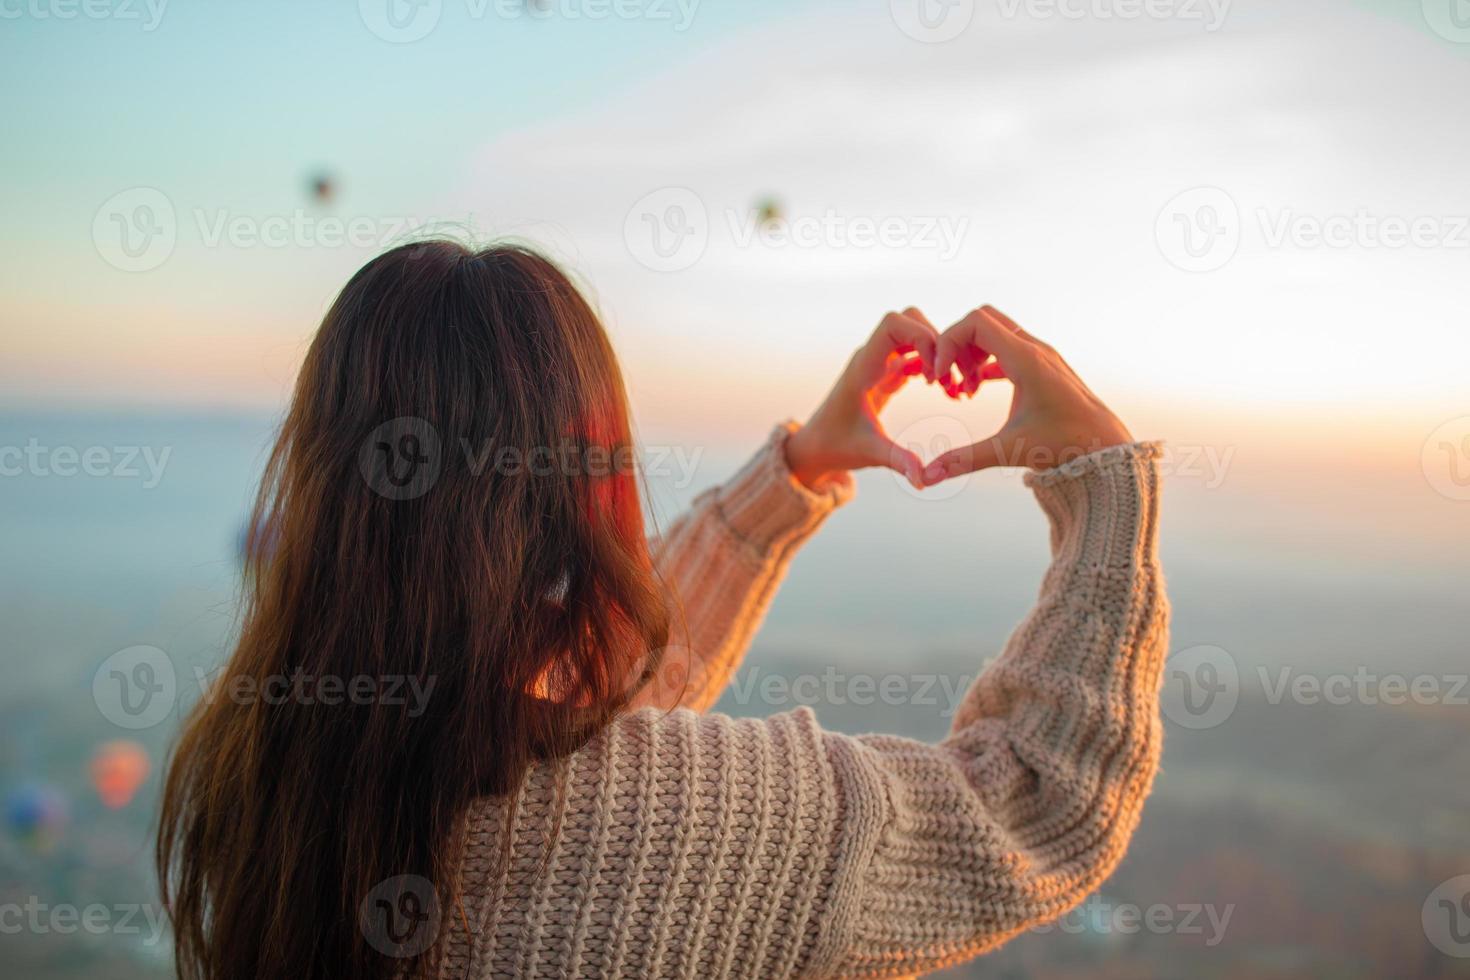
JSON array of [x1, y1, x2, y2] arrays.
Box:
[[921, 433, 1018, 485], [868, 435, 924, 491]]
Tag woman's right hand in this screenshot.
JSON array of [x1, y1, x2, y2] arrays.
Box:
[[922, 306, 1133, 483], [784, 309, 940, 491]]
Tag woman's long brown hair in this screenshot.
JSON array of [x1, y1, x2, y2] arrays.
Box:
[[157, 241, 670, 979]]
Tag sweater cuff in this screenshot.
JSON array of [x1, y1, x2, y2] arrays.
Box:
[[714, 421, 856, 555], [1025, 441, 1163, 567]]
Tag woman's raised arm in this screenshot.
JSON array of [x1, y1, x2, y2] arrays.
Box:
[[813, 307, 1166, 973], [821, 436, 1166, 975], [635, 311, 942, 712], [634, 423, 853, 712]]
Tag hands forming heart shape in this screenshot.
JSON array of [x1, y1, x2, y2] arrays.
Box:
[[784, 306, 1133, 491]]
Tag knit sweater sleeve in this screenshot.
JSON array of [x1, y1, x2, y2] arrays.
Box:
[[638, 421, 854, 713], [814, 440, 1169, 977]]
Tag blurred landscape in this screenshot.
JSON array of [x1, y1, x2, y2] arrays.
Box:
[[1, 409, 1467, 977], [3, 0, 1470, 975]]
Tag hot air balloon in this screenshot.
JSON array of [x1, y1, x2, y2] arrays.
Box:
[[753, 195, 785, 231], [4, 783, 68, 852], [90, 740, 150, 810], [308, 171, 336, 205]]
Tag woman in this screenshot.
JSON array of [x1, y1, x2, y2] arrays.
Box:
[[158, 241, 1168, 979]]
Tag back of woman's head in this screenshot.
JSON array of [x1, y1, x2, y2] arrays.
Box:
[[158, 241, 669, 980]]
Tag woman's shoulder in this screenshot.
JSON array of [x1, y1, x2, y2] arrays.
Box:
[[480, 705, 849, 823]]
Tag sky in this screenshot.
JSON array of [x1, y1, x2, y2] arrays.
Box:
[[2, 0, 1467, 484]]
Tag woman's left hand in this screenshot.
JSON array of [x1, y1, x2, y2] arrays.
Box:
[[784, 309, 939, 490]]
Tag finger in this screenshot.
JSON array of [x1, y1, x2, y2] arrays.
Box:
[[985, 306, 1084, 384], [981, 305, 1050, 352], [933, 332, 975, 397], [952, 307, 1027, 355], [876, 314, 934, 379], [868, 435, 924, 490], [921, 433, 1019, 485], [954, 343, 984, 398], [902, 306, 937, 331], [867, 310, 938, 382], [937, 364, 963, 400], [934, 345, 964, 398], [938, 308, 1034, 384], [874, 352, 924, 398], [936, 339, 989, 398]]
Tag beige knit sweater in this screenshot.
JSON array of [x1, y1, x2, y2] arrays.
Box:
[[441, 423, 1168, 979]]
